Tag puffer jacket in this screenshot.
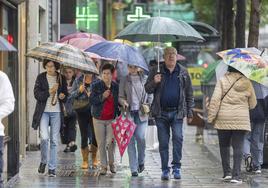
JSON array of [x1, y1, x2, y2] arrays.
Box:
[[208, 72, 257, 131]]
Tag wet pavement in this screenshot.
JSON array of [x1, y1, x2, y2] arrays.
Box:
[[8, 126, 268, 188]]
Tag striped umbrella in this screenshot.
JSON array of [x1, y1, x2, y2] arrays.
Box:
[[26, 42, 98, 74]]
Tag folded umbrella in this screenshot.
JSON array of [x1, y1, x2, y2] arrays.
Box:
[[26, 42, 98, 74]]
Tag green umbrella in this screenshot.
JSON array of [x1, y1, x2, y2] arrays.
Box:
[[115, 17, 204, 42], [201, 61, 219, 84]]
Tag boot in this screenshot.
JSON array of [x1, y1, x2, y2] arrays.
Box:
[[81, 147, 89, 169], [91, 145, 99, 168]]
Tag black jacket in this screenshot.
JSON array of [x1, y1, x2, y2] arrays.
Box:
[[32, 72, 68, 130], [250, 97, 268, 123]]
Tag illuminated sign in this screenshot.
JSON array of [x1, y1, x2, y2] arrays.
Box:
[[76, 5, 99, 31], [125, 4, 152, 23]]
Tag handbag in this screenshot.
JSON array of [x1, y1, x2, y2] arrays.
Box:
[[72, 98, 89, 110], [187, 108, 205, 127]]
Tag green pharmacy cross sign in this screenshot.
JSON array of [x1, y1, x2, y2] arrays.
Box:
[[76, 6, 99, 31], [125, 4, 152, 24]]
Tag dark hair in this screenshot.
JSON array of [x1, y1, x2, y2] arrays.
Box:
[[43, 60, 60, 70], [100, 63, 115, 74], [227, 66, 242, 74]]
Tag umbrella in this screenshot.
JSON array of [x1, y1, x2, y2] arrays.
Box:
[[85, 52, 116, 62], [85, 41, 148, 72], [115, 17, 204, 42], [217, 47, 268, 87], [59, 32, 105, 43], [111, 115, 137, 157], [60, 38, 102, 50], [26, 42, 98, 74], [0, 36, 17, 51]]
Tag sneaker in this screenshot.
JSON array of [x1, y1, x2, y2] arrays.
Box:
[[48, 169, 56, 177], [161, 169, 170, 180], [230, 179, 242, 184], [245, 155, 253, 172], [38, 163, 46, 174], [172, 168, 181, 179], [132, 172, 138, 177], [138, 164, 145, 173], [63, 147, 70, 153], [221, 175, 232, 181], [99, 166, 107, 175], [70, 144, 77, 152], [252, 167, 261, 174], [109, 164, 116, 174]]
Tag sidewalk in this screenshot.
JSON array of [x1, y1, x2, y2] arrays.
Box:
[[8, 126, 267, 188]]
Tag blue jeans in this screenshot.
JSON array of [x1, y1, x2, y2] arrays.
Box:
[[155, 111, 183, 171], [127, 111, 148, 173], [40, 112, 61, 170], [243, 121, 265, 168]]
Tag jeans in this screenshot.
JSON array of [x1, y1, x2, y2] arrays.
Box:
[[127, 111, 148, 173], [76, 111, 97, 149], [155, 110, 183, 171], [40, 112, 61, 170], [243, 121, 265, 168], [218, 130, 246, 179], [0, 136, 3, 188], [93, 118, 114, 167]]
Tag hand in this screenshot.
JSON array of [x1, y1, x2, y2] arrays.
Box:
[[103, 89, 111, 99], [50, 83, 59, 94], [79, 85, 85, 93], [59, 93, 65, 100], [154, 74, 161, 84], [123, 101, 129, 109], [86, 91, 91, 97], [187, 118, 193, 124]]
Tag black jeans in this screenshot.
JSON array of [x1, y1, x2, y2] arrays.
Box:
[[64, 114, 77, 145], [0, 136, 3, 188], [76, 110, 97, 149], [217, 130, 246, 179]]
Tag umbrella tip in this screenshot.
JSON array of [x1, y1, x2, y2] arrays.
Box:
[[260, 49, 265, 56]]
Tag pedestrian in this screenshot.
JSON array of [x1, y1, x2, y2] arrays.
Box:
[[119, 65, 153, 177], [32, 60, 68, 177], [145, 47, 194, 180], [70, 72, 98, 169], [208, 66, 257, 184], [62, 67, 77, 153], [243, 82, 268, 174], [0, 71, 15, 187], [90, 63, 119, 175]]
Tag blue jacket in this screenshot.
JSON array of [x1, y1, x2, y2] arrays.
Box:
[[90, 79, 119, 119]]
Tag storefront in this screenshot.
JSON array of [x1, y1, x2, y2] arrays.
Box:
[[0, 0, 26, 181]]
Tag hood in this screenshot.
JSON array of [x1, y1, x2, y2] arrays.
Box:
[[225, 72, 250, 92]]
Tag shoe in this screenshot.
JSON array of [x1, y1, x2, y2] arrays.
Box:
[[252, 167, 261, 174], [161, 169, 170, 180], [109, 164, 116, 174], [221, 175, 232, 181], [230, 179, 242, 184], [48, 169, 56, 177], [245, 155, 253, 172], [63, 146, 70, 153], [38, 163, 46, 174], [99, 166, 107, 175], [132, 172, 138, 177], [172, 168, 181, 179], [81, 147, 89, 169], [70, 144, 77, 152], [138, 164, 145, 173]]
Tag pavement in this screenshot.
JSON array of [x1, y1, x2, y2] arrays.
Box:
[[6, 125, 268, 188]]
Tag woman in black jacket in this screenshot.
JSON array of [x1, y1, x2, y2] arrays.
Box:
[[32, 60, 68, 177]]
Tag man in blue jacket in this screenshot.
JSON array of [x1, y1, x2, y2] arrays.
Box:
[[145, 47, 194, 180]]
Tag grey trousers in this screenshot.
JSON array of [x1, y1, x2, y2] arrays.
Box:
[[217, 130, 246, 179]]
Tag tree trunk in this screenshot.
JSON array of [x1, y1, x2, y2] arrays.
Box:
[[248, 0, 262, 47], [235, 0, 246, 47], [226, 0, 234, 49]]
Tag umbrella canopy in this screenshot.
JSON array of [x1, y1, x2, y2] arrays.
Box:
[[59, 32, 105, 43], [0, 36, 17, 51], [115, 17, 204, 42], [26, 42, 99, 74], [217, 47, 268, 87], [60, 38, 102, 50], [86, 41, 148, 71], [85, 52, 116, 62]]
